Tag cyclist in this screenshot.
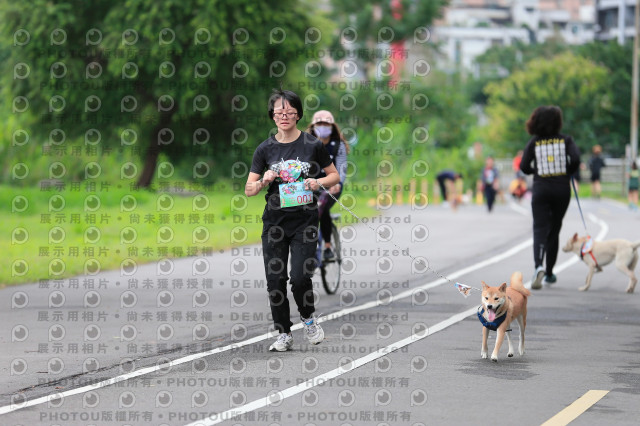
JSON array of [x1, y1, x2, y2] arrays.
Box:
[[245, 90, 340, 351], [306, 110, 349, 262]]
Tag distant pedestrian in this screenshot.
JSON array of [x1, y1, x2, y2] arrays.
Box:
[[512, 150, 523, 177], [436, 170, 462, 208], [481, 156, 499, 212], [509, 175, 528, 201], [588, 145, 605, 199], [520, 106, 581, 290], [628, 161, 639, 211]]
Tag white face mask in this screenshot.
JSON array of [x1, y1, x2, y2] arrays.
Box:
[[314, 125, 332, 138]]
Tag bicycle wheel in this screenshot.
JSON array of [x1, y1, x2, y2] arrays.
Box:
[[321, 224, 342, 294]]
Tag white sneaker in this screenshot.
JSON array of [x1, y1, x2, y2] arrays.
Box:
[[531, 266, 545, 290], [269, 332, 293, 352], [301, 316, 324, 345]]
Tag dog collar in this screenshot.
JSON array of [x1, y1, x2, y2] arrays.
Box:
[[477, 306, 507, 331]]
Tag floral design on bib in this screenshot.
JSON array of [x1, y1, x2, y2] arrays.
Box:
[[270, 158, 310, 183]]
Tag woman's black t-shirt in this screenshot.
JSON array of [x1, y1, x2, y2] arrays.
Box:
[[250, 131, 332, 229]]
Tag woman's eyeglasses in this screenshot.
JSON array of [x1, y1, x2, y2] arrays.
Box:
[[273, 112, 298, 119]]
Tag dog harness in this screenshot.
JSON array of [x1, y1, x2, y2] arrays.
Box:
[[580, 241, 599, 269], [477, 306, 507, 331]]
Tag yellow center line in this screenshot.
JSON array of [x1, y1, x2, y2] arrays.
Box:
[[541, 390, 610, 426]]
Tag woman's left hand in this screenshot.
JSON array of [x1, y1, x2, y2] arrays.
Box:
[[304, 178, 320, 191]]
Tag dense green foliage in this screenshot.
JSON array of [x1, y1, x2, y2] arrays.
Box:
[[0, 0, 319, 186], [482, 52, 611, 154], [1, 0, 634, 189], [1, 0, 466, 188], [475, 40, 633, 156]]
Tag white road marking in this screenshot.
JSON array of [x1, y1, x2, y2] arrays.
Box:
[[185, 306, 480, 426], [185, 213, 610, 426], [0, 237, 532, 416], [508, 199, 531, 216], [0, 212, 607, 417]]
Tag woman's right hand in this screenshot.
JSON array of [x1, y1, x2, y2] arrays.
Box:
[[263, 170, 277, 184]]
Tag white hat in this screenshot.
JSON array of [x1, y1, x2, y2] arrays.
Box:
[[311, 110, 335, 125]]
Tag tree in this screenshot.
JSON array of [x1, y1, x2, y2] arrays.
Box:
[[0, 0, 317, 187], [482, 52, 612, 155], [576, 42, 633, 155], [472, 40, 632, 155], [471, 39, 570, 104]]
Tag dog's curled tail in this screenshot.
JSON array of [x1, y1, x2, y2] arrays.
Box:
[[632, 241, 640, 250], [510, 271, 531, 297]]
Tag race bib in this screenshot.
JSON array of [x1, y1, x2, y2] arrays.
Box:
[[279, 182, 313, 208]]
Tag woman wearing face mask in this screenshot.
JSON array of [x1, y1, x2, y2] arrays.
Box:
[[306, 110, 349, 262]]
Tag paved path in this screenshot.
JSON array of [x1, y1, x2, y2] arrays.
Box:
[[1, 198, 639, 425]]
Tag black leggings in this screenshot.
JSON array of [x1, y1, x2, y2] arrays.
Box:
[[484, 186, 497, 211], [531, 185, 571, 275], [437, 175, 451, 200], [262, 223, 317, 333]]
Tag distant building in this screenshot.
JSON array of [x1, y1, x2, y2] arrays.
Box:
[[595, 0, 637, 44], [433, 0, 595, 72]]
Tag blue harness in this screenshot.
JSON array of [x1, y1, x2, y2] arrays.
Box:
[[477, 306, 507, 331]]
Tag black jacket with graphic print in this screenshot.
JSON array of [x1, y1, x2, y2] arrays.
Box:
[[520, 134, 581, 190]]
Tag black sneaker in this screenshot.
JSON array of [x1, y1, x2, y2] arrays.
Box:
[[544, 274, 557, 285], [323, 247, 336, 262]]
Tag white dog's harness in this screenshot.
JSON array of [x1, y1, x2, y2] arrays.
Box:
[[580, 239, 599, 268]]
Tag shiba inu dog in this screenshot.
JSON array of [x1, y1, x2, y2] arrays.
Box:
[[562, 233, 640, 293], [479, 272, 530, 362]]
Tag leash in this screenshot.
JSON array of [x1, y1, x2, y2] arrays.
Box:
[[571, 177, 590, 235], [314, 180, 481, 297], [571, 177, 597, 262]]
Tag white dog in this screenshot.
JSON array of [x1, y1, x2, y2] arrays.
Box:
[[562, 233, 640, 293]]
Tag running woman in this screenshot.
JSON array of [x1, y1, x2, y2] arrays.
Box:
[[520, 105, 581, 289], [245, 90, 340, 351]]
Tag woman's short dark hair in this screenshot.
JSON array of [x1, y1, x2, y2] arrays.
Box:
[[268, 89, 303, 122], [526, 106, 563, 137]]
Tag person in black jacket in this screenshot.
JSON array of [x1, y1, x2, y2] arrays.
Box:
[[520, 106, 581, 290]]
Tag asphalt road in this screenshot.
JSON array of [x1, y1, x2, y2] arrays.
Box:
[[1, 197, 640, 425]]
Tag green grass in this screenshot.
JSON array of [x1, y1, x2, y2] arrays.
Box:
[[2, 182, 378, 287], [575, 181, 629, 203]]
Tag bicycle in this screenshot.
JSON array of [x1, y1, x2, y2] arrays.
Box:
[[316, 213, 342, 294]]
